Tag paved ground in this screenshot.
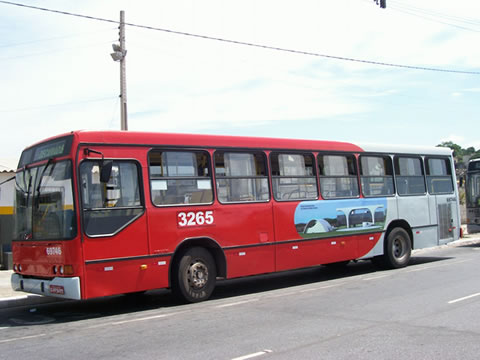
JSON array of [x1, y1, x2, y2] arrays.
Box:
[[0, 270, 15, 299], [1, 233, 479, 309], [0, 270, 65, 309]]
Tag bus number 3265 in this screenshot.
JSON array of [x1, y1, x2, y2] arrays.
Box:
[[177, 211, 215, 227]]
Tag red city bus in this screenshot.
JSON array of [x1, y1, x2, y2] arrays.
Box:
[[11, 131, 460, 302]]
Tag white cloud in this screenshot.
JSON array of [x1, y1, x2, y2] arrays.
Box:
[[441, 134, 465, 144]]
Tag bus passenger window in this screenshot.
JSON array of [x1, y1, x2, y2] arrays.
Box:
[[215, 151, 269, 203], [426, 158, 454, 194], [360, 155, 394, 197], [394, 156, 426, 196], [149, 150, 213, 206], [318, 154, 359, 199], [271, 153, 318, 201]]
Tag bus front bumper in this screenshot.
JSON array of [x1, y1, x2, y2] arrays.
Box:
[[11, 273, 81, 300]]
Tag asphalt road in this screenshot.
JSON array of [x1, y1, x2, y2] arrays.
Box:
[[1, 240, 480, 359]]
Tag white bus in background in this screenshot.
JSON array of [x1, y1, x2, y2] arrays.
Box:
[[466, 158, 480, 234]]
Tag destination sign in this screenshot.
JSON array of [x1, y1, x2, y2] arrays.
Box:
[[34, 140, 67, 162], [18, 135, 73, 167]]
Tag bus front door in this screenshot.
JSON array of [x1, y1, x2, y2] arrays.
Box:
[[79, 156, 152, 298]]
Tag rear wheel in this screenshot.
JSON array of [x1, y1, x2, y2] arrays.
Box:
[[384, 227, 411, 268], [172, 247, 216, 303]]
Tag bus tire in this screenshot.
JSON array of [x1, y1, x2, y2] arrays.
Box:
[[384, 227, 411, 269], [172, 247, 216, 303]]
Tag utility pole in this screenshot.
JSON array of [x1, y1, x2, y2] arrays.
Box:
[[373, 0, 386, 8], [111, 10, 128, 130]]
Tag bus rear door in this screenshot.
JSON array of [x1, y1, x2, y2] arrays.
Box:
[[426, 157, 459, 245]]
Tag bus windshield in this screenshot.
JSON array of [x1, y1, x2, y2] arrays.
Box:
[[14, 160, 76, 240], [467, 172, 480, 208]]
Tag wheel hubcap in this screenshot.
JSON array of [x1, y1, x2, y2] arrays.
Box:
[[393, 238, 405, 258], [187, 261, 208, 289]]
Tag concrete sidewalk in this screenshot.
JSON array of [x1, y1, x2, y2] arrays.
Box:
[[1, 234, 479, 310], [0, 270, 64, 309]]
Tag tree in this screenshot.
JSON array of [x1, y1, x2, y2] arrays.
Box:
[[465, 147, 476, 155], [437, 142, 480, 162], [437, 141, 464, 162], [471, 151, 480, 160]]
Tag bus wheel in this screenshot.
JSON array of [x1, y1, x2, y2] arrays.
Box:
[[384, 228, 411, 269], [173, 247, 216, 303]]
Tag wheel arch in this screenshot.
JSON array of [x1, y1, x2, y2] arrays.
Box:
[[169, 237, 227, 287]]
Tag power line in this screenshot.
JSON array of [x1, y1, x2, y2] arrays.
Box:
[[389, 4, 480, 33], [363, 0, 480, 28], [389, 0, 480, 28], [0, 176, 16, 185], [1, 0, 479, 75]]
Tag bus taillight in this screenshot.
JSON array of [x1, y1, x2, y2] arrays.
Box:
[[62, 265, 74, 275], [53, 265, 74, 276]]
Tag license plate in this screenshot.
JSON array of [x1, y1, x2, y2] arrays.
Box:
[[49, 285, 65, 295]]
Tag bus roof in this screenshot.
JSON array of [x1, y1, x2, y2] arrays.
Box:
[[73, 130, 364, 152], [25, 130, 452, 157], [359, 142, 453, 156]]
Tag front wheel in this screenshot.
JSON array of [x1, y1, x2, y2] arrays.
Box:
[[172, 247, 216, 303], [384, 227, 412, 269]]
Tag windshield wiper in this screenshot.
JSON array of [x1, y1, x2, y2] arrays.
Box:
[[15, 172, 27, 194], [25, 169, 33, 211], [35, 158, 55, 198]]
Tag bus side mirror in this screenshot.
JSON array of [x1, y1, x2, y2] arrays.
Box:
[[100, 161, 113, 183]]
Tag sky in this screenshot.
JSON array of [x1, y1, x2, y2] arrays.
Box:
[[0, 0, 479, 171]]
